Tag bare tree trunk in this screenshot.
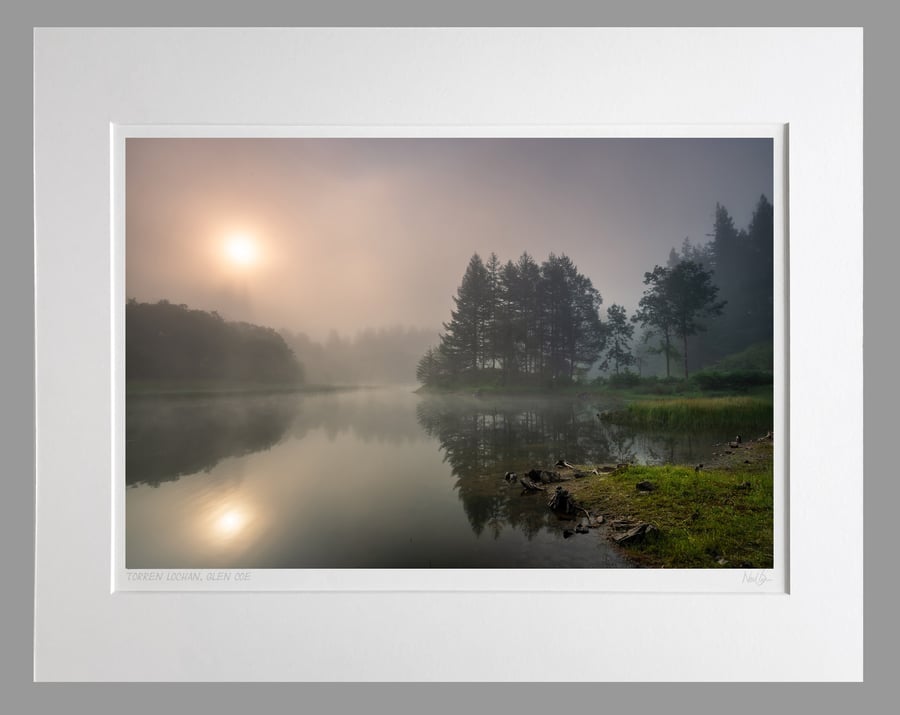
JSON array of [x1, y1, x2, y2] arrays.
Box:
[[664, 331, 671, 378]]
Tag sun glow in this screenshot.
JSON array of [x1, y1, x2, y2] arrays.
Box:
[[224, 234, 258, 266], [216, 509, 245, 537], [202, 499, 259, 548]]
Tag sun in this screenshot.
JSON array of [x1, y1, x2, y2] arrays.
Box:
[[224, 234, 258, 266]]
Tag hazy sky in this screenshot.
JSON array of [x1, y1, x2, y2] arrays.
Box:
[[127, 137, 773, 341]]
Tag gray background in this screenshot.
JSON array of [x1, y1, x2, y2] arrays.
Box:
[[2, 0, 889, 710]]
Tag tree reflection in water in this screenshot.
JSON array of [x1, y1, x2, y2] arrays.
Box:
[[126, 395, 299, 487], [127, 389, 760, 548], [416, 396, 625, 539], [126, 388, 434, 488], [415, 395, 742, 540]]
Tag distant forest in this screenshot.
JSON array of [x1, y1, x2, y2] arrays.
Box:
[[126, 299, 303, 384], [280, 327, 438, 386], [665, 196, 774, 368], [417, 196, 773, 388]]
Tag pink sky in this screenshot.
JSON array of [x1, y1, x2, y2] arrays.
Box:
[[127, 137, 772, 340]]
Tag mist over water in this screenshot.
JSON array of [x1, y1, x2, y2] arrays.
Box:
[[126, 387, 767, 568]]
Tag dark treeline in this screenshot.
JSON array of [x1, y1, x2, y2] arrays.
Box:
[[662, 195, 774, 370], [417, 252, 605, 389], [281, 326, 438, 385], [127, 299, 303, 384], [635, 195, 773, 377], [419, 195, 773, 387]]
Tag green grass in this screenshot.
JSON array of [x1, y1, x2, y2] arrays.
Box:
[[567, 457, 773, 569], [603, 395, 773, 429]]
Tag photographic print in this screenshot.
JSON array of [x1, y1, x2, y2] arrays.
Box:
[[124, 136, 776, 571]]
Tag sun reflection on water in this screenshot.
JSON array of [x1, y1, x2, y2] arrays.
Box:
[[217, 509, 245, 536], [204, 499, 258, 547]]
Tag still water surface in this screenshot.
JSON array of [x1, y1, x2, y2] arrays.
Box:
[[126, 387, 750, 569]]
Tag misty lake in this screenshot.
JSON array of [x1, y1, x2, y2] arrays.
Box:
[[126, 386, 747, 569]]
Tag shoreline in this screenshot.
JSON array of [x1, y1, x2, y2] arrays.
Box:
[[520, 434, 774, 569], [125, 380, 374, 398], [416, 383, 773, 402]]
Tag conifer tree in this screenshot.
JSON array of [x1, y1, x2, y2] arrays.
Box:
[[441, 253, 491, 373], [600, 303, 636, 375]]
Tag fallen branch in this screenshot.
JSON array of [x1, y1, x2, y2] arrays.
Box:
[[574, 505, 603, 525], [519, 477, 547, 492]]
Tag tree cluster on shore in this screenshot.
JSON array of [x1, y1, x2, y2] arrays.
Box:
[[418, 195, 773, 388], [416, 252, 608, 389], [126, 299, 303, 384]]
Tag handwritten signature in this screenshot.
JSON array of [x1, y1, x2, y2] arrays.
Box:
[[742, 571, 773, 587]]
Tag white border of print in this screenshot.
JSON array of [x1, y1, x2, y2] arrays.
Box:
[[35, 28, 862, 681], [112, 123, 787, 594]]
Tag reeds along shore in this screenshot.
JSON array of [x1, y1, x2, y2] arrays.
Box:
[[602, 396, 773, 430]]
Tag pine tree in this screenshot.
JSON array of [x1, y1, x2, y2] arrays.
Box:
[[515, 252, 543, 377], [441, 253, 491, 374], [634, 265, 678, 378], [711, 202, 740, 275], [497, 259, 520, 382], [567, 264, 605, 381], [540, 253, 604, 383], [694, 197, 773, 363], [666, 259, 726, 378], [744, 194, 774, 342], [416, 347, 439, 385], [485, 252, 501, 369], [600, 304, 636, 375]]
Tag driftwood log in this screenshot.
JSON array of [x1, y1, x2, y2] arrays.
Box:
[[613, 522, 659, 545], [548, 486, 604, 528], [547, 486, 578, 515], [527, 468, 562, 484]]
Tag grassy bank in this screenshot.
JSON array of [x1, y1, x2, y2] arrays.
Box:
[[602, 395, 773, 429], [564, 441, 773, 568]]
